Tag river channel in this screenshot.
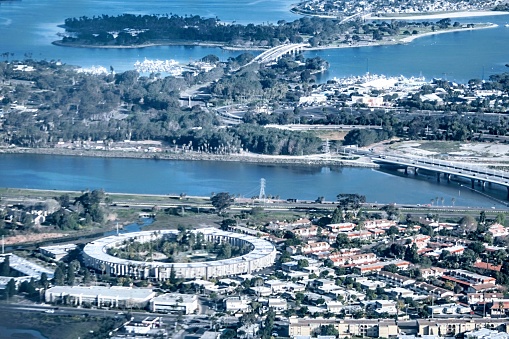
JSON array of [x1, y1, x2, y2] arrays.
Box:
[[0, 153, 507, 208]]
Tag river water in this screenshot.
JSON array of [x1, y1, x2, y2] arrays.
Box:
[[0, 153, 507, 208], [1, 0, 509, 81]]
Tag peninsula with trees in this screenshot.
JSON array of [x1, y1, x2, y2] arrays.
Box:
[[54, 13, 492, 50], [1, 59, 509, 160]]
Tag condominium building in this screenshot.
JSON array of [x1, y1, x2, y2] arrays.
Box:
[[82, 228, 276, 280]]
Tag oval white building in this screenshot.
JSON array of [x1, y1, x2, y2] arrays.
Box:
[[83, 227, 277, 280]]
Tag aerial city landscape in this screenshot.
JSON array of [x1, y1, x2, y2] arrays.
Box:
[[1, 0, 509, 338]]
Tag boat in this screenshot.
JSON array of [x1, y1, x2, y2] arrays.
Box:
[[505, 24, 509, 27]]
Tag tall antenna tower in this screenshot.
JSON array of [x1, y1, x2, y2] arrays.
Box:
[[259, 178, 266, 200], [323, 139, 331, 160]]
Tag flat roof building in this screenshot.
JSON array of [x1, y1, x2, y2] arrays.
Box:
[[150, 293, 198, 314], [45, 286, 156, 309], [286, 318, 399, 338], [82, 228, 276, 280], [418, 318, 507, 337], [39, 244, 77, 261], [0, 254, 54, 289]]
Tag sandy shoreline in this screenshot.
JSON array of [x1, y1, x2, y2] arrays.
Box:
[[52, 40, 229, 50], [399, 23, 498, 43], [366, 10, 509, 21]]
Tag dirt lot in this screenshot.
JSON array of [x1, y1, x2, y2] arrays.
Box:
[[2, 232, 69, 245], [372, 140, 509, 168]]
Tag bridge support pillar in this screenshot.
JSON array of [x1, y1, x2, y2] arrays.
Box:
[[481, 181, 486, 190], [446, 174, 451, 182], [414, 168, 419, 176], [405, 167, 408, 175], [507, 187, 509, 200], [436, 172, 441, 183], [471, 179, 475, 189]]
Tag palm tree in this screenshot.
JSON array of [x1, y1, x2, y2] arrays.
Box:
[[451, 197, 456, 206]]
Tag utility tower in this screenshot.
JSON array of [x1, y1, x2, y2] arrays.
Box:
[[323, 139, 331, 160], [259, 178, 266, 201]]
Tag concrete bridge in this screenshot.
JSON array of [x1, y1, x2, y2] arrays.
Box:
[[373, 154, 509, 199], [251, 43, 308, 64]]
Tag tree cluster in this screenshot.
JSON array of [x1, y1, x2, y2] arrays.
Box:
[[61, 14, 307, 47], [45, 190, 107, 230]]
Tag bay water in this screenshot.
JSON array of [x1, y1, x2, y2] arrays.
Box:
[[0, 153, 506, 208], [0, 0, 508, 81]]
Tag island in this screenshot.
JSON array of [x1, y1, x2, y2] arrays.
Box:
[[53, 13, 497, 50]]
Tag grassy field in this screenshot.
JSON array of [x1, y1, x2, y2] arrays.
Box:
[[416, 141, 464, 153]]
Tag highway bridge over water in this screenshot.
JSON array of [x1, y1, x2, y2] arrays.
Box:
[[250, 43, 308, 64], [374, 154, 509, 199]]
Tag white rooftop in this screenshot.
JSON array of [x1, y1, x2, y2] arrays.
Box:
[[46, 285, 155, 300], [1, 254, 54, 279], [83, 228, 275, 270]]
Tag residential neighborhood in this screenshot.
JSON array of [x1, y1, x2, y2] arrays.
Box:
[[1, 192, 509, 338], [292, 0, 509, 18]]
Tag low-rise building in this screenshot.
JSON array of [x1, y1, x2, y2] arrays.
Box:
[[356, 277, 386, 290], [331, 253, 378, 267], [428, 303, 471, 316], [487, 299, 509, 317], [224, 296, 251, 313], [385, 287, 416, 299], [301, 242, 330, 254], [346, 230, 372, 240], [124, 317, 162, 335], [150, 293, 198, 314], [250, 286, 272, 297], [464, 328, 509, 339], [326, 223, 356, 233], [0, 254, 54, 289], [467, 292, 504, 305], [421, 267, 446, 280], [473, 260, 502, 272], [287, 318, 399, 338], [374, 300, 398, 315], [353, 260, 410, 275], [268, 298, 288, 313], [377, 271, 415, 287], [408, 235, 431, 249], [39, 244, 77, 261], [442, 269, 496, 288], [292, 225, 318, 238], [417, 318, 507, 337], [265, 279, 288, 294], [45, 286, 156, 308], [410, 282, 454, 299], [488, 223, 509, 238], [363, 219, 397, 230]]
